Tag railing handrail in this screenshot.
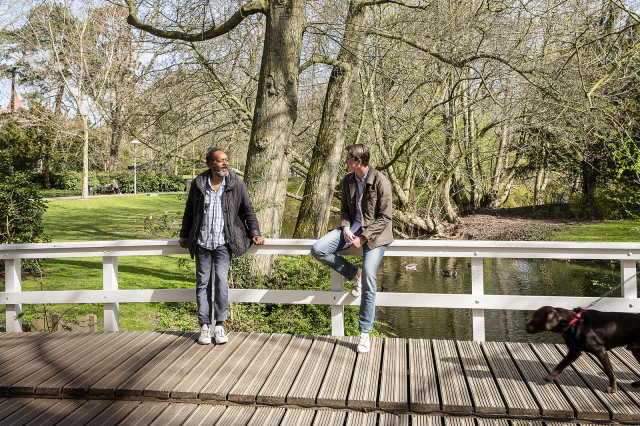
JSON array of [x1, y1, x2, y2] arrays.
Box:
[[2, 238, 640, 259], [2, 239, 639, 339]]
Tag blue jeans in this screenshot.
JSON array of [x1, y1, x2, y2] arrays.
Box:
[[195, 244, 231, 325], [310, 228, 387, 333]]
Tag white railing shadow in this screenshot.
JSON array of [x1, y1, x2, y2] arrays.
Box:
[[1, 239, 639, 341]]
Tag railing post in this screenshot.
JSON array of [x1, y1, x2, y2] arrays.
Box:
[[330, 269, 345, 336], [471, 258, 485, 342], [621, 259, 638, 301], [103, 256, 119, 331], [5, 259, 22, 332]]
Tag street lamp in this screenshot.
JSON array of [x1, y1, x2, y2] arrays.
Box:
[[130, 139, 140, 195]]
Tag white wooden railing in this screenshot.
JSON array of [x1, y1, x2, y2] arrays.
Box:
[[1, 239, 639, 341]]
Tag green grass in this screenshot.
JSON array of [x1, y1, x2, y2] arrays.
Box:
[[42, 194, 187, 241], [550, 220, 640, 242], [4, 194, 196, 332]]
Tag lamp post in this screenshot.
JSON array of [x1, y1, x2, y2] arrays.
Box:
[[130, 139, 140, 195]]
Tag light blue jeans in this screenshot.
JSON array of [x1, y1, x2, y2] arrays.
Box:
[[195, 244, 231, 325], [310, 228, 387, 333]]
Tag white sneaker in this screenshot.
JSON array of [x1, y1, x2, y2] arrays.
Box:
[[351, 274, 362, 297], [357, 333, 370, 353], [198, 324, 211, 345], [214, 325, 228, 344]]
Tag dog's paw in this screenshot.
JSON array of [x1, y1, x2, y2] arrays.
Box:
[[607, 385, 617, 393], [543, 373, 557, 382], [631, 380, 640, 388]]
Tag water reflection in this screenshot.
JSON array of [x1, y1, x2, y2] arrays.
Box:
[[281, 218, 632, 343], [375, 256, 625, 343]]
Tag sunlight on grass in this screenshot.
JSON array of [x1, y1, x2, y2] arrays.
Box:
[[551, 220, 640, 242], [42, 194, 186, 241], [12, 194, 196, 332]]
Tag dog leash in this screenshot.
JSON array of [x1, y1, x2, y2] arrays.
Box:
[[583, 281, 624, 310], [563, 282, 624, 332]]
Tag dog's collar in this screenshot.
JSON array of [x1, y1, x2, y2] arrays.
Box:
[[562, 309, 585, 332]]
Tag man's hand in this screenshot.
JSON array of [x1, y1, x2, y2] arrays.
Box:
[[179, 238, 189, 249], [349, 236, 366, 249], [343, 227, 355, 244], [252, 235, 265, 245]]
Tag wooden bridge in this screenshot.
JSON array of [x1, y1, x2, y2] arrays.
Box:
[[1, 330, 640, 425]]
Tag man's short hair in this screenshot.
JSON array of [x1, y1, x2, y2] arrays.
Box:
[[206, 148, 225, 165], [346, 144, 370, 167]]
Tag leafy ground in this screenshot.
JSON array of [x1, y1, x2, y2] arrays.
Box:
[[441, 207, 640, 242]]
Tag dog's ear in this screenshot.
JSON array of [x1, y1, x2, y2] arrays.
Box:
[[546, 308, 561, 330]]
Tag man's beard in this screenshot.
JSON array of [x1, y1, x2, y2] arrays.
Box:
[[212, 164, 229, 177]]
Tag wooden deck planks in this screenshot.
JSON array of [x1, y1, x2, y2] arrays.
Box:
[[530, 342, 609, 421], [432, 339, 473, 413], [257, 334, 314, 404], [142, 337, 214, 398], [456, 340, 505, 415], [287, 335, 336, 406], [379, 412, 409, 425], [170, 332, 248, 399], [312, 409, 347, 425], [0, 398, 60, 424], [118, 401, 171, 425], [505, 342, 573, 418], [3, 332, 640, 423], [148, 401, 198, 425], [89, 332, 182, 396], [6, 332, 113, 395], [443, 416, 476, 426], [247, 406, 286, 425], [214, 405, 256, 424], [228, 333, 291, 403], [347, 336, 383, 408], [345, 410, 377, 426], [52, 399, 113, 425], [379, 337, 408, 409], [32, 333, 130, 395], [62, 331, 162, 396], [482, 341, 539, 416], [0, 333, 94, 393], [280, 407, 316, 425], [552, 343, 640, 421], [24, 398, 86, 426], [115, 331, 198, 396], [181, 404, 226, 425], [408, 338, 439, 411], [316, 336, 357, 407], [199, 332, 271, 400], [411, 415, 446, 426]]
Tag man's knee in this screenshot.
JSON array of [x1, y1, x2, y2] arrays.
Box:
[[310, 243, 325, 260]]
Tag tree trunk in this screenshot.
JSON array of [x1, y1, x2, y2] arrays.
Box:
[[293, 0, 369, 238], [109, 99, 124, 171], [81, 114, 89, 200], [244, 0, 306, 275]]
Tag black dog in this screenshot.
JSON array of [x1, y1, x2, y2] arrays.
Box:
[[524, 306, 640, 393]]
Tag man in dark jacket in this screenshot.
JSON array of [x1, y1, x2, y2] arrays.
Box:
[[311, 144, 393, 353], [179, 148, 264, 345]]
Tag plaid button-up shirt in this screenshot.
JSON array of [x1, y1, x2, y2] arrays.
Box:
[[198, 177, 227, 250]]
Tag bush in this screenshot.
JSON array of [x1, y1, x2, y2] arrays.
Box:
[[32, 171, 186, 194]]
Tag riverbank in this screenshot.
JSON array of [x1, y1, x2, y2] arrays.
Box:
[[438, 207, 639, 242]]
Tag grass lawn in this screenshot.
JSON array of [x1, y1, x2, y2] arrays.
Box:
[[3, 194, 197, 332], [551, 219, 640, 242]]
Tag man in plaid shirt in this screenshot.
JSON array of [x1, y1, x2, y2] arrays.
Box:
[[180, 148, 264, 345]]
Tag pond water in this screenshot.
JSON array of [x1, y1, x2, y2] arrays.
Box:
[[281, 218, 634, 343]]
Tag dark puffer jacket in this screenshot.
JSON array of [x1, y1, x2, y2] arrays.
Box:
[[179, 169, 261, 258]]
